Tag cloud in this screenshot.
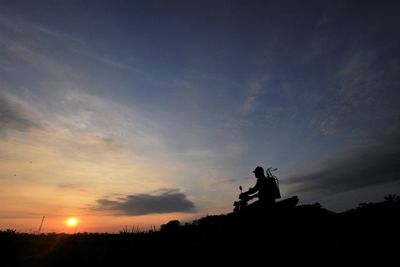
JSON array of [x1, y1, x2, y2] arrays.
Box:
[[0, 37, 78, 80], [0, 16, 80, 81], [57, 183, 86, 192], [71, 48, 146, 75], [241, 75, 269, 114], [96, 189, 196, 215], [0, 15, 146, 77], [285, 128, 400, 196], [0, 92, 39, 133], [318, 114, 339, 136]]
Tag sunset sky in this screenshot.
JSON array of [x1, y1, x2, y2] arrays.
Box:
[[1, 0, 399, 233]]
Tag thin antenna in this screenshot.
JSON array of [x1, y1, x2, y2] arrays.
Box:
[[37, 216, 45, 234]]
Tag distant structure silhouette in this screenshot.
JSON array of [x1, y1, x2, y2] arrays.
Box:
[[37, 216, 45, 234]]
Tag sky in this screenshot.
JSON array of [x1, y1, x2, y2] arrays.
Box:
[[0, 0, 399, 233]]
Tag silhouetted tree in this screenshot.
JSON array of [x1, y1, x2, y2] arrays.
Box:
[[160, 220, 180, 232], [384, 194, 400, 204]]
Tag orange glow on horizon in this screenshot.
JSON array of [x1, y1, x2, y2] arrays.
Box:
[[0, 212, 207, 233]]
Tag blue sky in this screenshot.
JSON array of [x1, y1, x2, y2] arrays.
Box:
[[0, 0, 399, 232]]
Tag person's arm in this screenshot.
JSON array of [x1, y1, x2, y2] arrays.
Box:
[[247, 180, 260, 195]]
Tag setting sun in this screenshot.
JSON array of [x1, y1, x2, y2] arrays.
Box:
[[66, 217, 79, 227]]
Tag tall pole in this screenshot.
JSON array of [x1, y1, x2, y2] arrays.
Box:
[[38, 216, 45, 234]]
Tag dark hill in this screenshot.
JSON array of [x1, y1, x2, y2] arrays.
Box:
[[1, 195, 399, 266]]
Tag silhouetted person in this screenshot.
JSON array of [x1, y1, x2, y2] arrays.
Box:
[[242, 166, 278, 208]]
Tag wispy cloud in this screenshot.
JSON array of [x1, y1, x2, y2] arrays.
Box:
[[96, 189, 196, 215], [0, 14, 145, 81], [30, 23, 86, 45], [241, 75, 269, 114], [308, 41, 398, 137], [0, 91, 40, 134], [0, 35, 80, 80], [317, 114, 339, 136], [72, 48, 147, 75], [0, 14, 80, 80], [57, 183, 87, 192]]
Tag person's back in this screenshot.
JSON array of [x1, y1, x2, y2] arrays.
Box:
[[255, 176, 276, 205]]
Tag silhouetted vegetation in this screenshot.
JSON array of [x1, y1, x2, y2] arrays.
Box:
[[1, 195, 399, 266]]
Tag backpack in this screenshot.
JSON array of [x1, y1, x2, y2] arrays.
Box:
[[266, 169, 281, 199]]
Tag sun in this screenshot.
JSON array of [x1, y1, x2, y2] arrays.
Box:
[[66, 217, 79, 227]]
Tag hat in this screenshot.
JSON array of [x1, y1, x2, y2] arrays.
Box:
[[253, 166, 264, 174]]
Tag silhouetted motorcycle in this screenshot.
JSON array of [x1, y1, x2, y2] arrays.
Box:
[[233, 186, 255, 212], [233, 167, 298, 212]]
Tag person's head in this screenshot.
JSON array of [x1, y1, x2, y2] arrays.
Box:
[[253, 166, 265, 179]]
